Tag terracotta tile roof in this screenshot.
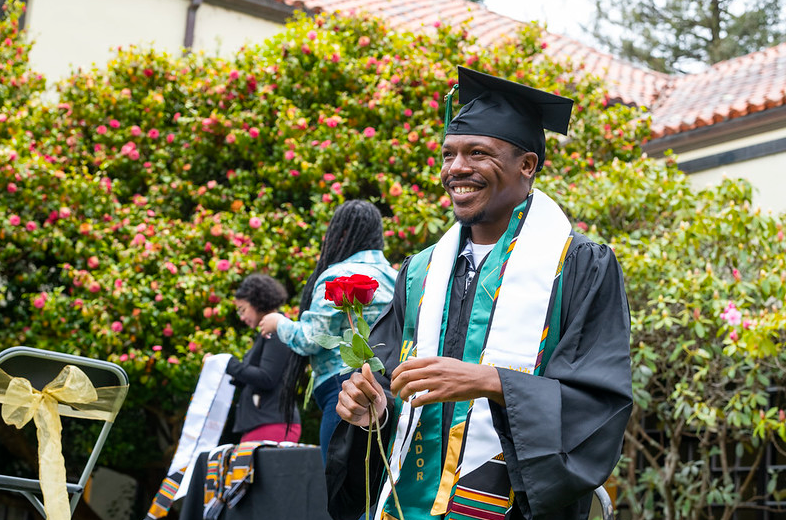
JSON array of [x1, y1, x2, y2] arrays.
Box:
[[277, 0, 786, 141], [647, 42, 786, 138]]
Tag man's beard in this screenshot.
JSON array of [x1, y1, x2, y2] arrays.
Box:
[[454, 209, 485, 227]]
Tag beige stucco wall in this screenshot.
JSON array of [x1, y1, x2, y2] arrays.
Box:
[[24, 0, 283, 82], [687, 151, 786, 215], [674, 127, 786, 215]]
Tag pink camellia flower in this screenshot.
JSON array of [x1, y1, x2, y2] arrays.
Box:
[[152, 345, 162, 352], [205, 242, 213, 253], [216, 259, 230, 271], [321, 140, 331, 148], [285, 150, 295, 160], [166, 133, 175, 143], [131, 233, 146, 246], [6, 182, 17, 193], [26, 221, 37, 231], [322, 193, 331, 203], [439, 195, 451, 208], [720, 301, 742, 326], [111, 321, 123, 333], [358, 36, 370, 47], [331, 53, 340, 63], [331, 182, 342, 194], [576, 221, 589, 232], [389, 182, 403, 197], [207, 180, 217, 189], [128, 150, 140, 161], [249, 216, 262, 229], [59, 207, 71, 218], [115, 279, 123, 289], [87, 256, 99, 269], [0, 113, 7, 122], [167, 356, 180, 365], [324, 173, 336, 182], [433, 21, 442, 28], [33, 296, 46, 309], [363, 127, 376, 138], [208, 293, 221, 303], [249, 127, 259, 138], [226, 133, 236, 144], [73, 298, 84, 308], [326, 117, 339, 128], [427, 157, 436, 167], [307, 30, 317, 40], [130, 125, 142, 137], [427, 140, 439, 151], [148, 128, 159, 139], [88, 282, 101, 293], [229, 69, 239, 80], [290, 170, 300, 177], [9, 215, 21, 226], [404, 109, 413, 117], [155, 294, 163, 302], [163, 324, 173, 337], [188, 342, 198, 352], [109, 119, 120, 128], [203, 307, 213, 318], [96, 125, 107, 135], [732, 268, 741, 282], [729, 330, 739, 341], [165, 262, 178, 274], [119, 354, 129, 362], [301, 44, 311, 54]]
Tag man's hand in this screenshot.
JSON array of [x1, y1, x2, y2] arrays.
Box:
[[336, 363, 388, 427], [390, 357, 505, 407]]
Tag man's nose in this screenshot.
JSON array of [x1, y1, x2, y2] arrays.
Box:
[[448, 154, 472, 175]]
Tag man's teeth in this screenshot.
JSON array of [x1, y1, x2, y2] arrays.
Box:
[[454, 186, 479, 194]]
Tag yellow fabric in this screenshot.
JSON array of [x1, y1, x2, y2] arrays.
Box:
[[0, 366, 128, 520], [430, 421, 466, 515]]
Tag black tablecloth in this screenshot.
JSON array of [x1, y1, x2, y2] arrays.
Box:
[[178, 446, 332, 520]]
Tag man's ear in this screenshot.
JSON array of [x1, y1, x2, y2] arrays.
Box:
[[520, 152, 539, 182]]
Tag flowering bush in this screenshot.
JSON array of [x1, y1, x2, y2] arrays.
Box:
[[1, 0, 785, 517]]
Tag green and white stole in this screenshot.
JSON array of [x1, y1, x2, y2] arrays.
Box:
[[376, 189, 572, 520]]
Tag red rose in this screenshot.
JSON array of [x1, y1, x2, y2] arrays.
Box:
[[325, 274, 379, 306]]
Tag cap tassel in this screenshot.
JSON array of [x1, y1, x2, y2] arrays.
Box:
[[442, 84, 459, 137]]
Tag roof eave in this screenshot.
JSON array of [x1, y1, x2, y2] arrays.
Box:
[[643, 104, 786, 157], [204, 0, 303, 24]]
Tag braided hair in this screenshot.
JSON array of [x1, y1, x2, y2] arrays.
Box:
[[281, 200, 385, 425]]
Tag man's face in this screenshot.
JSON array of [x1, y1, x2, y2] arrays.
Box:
[[440, 135, 536, 239]]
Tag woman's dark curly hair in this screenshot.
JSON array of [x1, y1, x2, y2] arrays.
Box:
[[234, 274, 288, 313], [280, 200, 385, 425]]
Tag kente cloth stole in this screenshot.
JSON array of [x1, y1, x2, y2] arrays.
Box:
[[377, 189, 572, 520], [146, 354, 236, 519], [202, 441, 262, 518]]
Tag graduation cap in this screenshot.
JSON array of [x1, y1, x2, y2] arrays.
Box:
[[445, 66, 574, 171]]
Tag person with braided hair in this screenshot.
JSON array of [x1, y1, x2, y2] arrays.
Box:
[[258, 199, 398, 464]]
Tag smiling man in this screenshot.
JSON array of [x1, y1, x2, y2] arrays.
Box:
[[326, 67, 633, 520]]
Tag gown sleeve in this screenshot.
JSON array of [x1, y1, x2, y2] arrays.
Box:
[[489, 237, 633, 518], [325, 257, 410, 520]]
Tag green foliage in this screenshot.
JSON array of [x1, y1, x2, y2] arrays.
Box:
[[1, 3, 786, 518], [589, 0, 786, 73]]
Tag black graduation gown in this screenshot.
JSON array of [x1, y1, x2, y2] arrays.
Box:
[[325, 232, 632, 520]]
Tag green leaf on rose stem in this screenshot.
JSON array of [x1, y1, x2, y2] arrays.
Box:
[[313, 334, 343, 349], [339, 365, 356, 375], [353, 333, 376, 359], [366, 356, 385, 375], [343, 328, 354, 343], [357, 316, 370, 339], [340, 343, 364, 369], [351, 333, 369, 361]]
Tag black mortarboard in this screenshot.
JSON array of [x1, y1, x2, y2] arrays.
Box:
[[445, 66, 574, 171]]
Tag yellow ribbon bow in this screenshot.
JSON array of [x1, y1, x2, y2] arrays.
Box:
[[1, 365, 101, 520]]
